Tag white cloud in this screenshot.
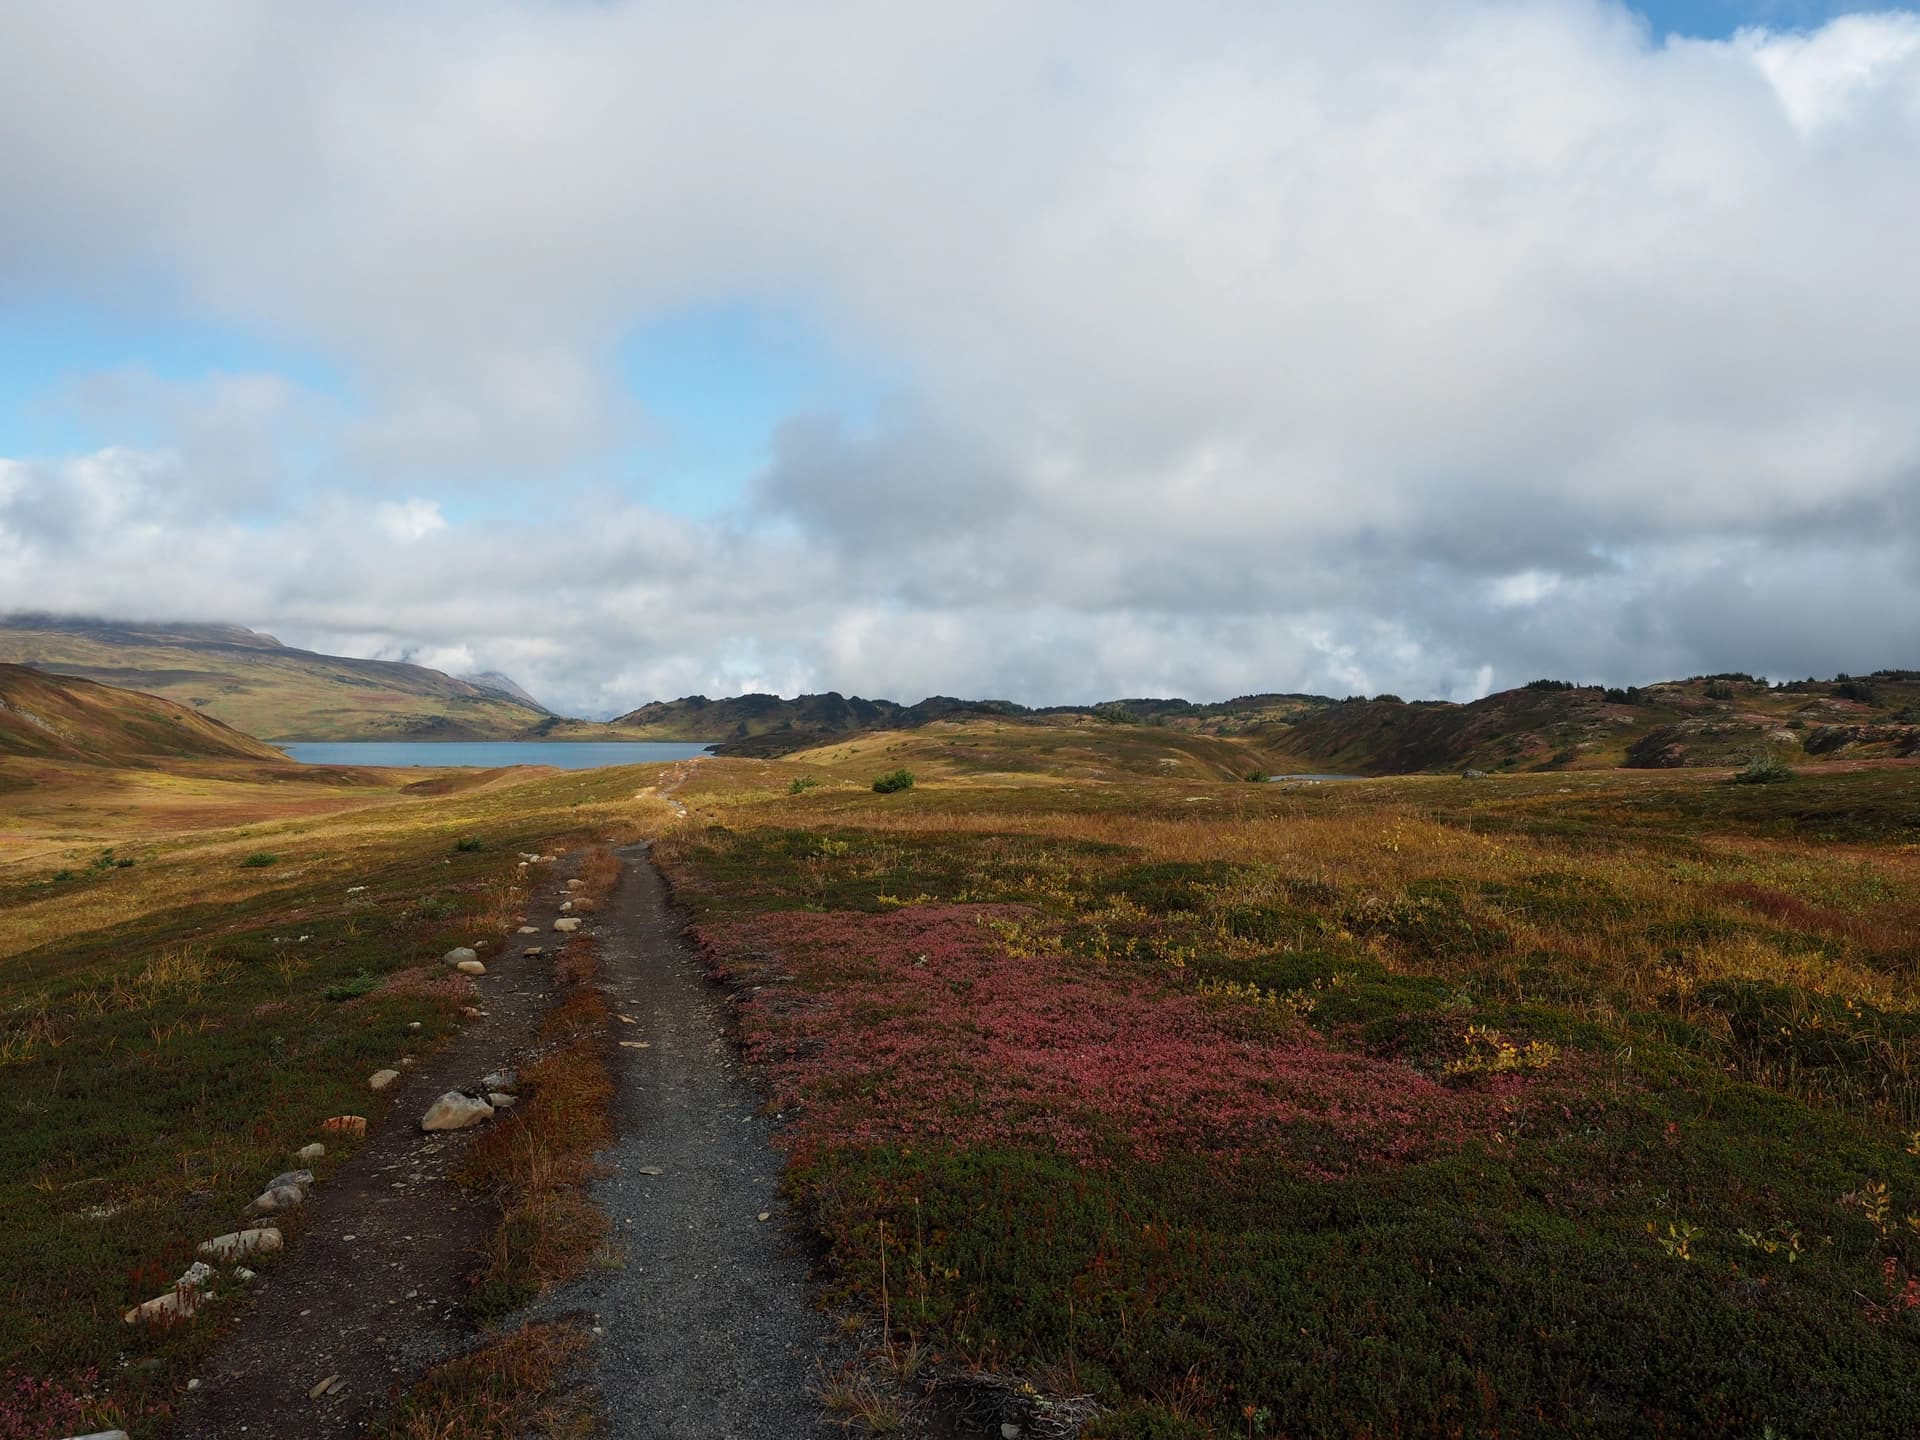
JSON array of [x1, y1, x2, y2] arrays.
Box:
[[1, 2, 1918, 711]]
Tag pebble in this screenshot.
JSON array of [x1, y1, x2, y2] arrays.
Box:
[[456, 959, 487, 975], [368, 1069, 400, 1091], [408, 1021, 422, 1031], [443, 947, 479, 967], [309, 1374, 339, 1400], [757, 1212, 771, 1222], [619, 1040, 651, 1049], [523, 947, 545, 957], [420, 1092, 494, 1132]]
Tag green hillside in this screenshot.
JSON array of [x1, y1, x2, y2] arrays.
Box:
[[0, 663, 284, 764], [0, 616, 550, 742]]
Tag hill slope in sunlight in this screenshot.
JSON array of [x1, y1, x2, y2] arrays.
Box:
[[0, 662, 286, 764], [0, 615, 549, 741]]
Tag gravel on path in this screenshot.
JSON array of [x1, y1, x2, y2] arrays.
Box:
[[554, 844, 839, 1439]]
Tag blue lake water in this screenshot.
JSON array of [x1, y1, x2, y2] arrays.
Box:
[[1264, 772, 1363, 783], [279, 741, 717, 770]]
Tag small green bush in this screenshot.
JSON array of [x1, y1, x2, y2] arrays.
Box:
[[1733, 752, 1795, 785], [1246, 770, 1270, 783], [240, 853, 279, 868], [453, 836, 484, 853], [871, 768, 915, 794], [788, 775, 820, 795], [323, 972, 381, 1002]]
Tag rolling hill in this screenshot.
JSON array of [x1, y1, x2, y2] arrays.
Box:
[[0, 663, 285, 764], [0, 616, 551, 742]]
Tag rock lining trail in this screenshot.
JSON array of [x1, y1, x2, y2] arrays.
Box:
[[175, 855, 587, 1438], [541, 843, 839, 1438]]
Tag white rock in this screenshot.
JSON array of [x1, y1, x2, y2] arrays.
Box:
[[175, 1261, 217, 1290], [66, 1430, 133, 1439], [566, 878, 585, 891], [559, 900, 574, 912], [523, 947, 545, 957], [420, 1092, 494, 1131], [456, 959, 487, 975], [199, 1228, 282, 1261], [407, 1021, 422, 1031], [266, 1168, 314, 1191], [295, 1143, 325, 1163], [124, 1288, 213, 1325], [444, 946, 479, 967], [481, 1069, 516, 1091], [517, 926, 539, 935], [369, 1069, 400, 1091], [346, 885, 368, 894], [232, 1266, 256, 1282], [247, 1184, 306, 1215], [553, 917, 582, 933], [488, 1092, 518, 1108]]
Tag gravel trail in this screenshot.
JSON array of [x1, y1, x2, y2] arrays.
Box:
[[558, 844, 836, 1439]]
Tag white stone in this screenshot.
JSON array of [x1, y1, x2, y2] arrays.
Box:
[[265, 1168, 314, 1191], [566, 879, 584, 891], [488, 1092, 518, 1108], [295, 1143, 325, 1163], [199, 1228, 282, 1261], [369, 1069, 400, 1091], [175, 1261, 217, 1290], [481, 1069, 516, 1091], [443, 946, 479, 967], [553, 917, 582, 933], [456, 959, 486, 975], [247, 1184, 306, 1215], [124, 1287, 214, 1325], [559, 900, 574, 912], [517, 926, 539, 935], [420, 1092, 494, 1131]]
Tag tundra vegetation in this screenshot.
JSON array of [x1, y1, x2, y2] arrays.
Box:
[[0, 739, 657, 1436], [655, 725, 1920, 1437], [3, 699, 1918, 1436]]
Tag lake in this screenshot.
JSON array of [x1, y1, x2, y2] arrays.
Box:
[[1264, 772, 1363, 783], [278, 741, 717, 770]]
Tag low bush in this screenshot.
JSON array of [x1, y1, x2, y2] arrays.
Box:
[[239, 852, 278, 868], [788, 775, 820, 795], [871, 769, 915, 794], [453, 836, 485, 852], [1733, 752, 1795, 786]]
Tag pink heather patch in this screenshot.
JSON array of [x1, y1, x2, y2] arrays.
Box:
[[696, 904, 1526, 1175]]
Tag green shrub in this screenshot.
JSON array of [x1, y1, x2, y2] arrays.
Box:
[[452, 836, 484, 852], [1246, 770, 1270, 783], [788, 775, 820, 795], [240, 852, 279, 868], [323, 972, 381, 1002], [871, 768, 915, 794], [1733, 752, 1795, 785]]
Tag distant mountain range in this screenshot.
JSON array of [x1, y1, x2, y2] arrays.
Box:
[[1, 615, 1914, 772]]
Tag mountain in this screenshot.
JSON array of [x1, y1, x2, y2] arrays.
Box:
[[0, 615, 550, 742], [462, 670, 551, 713], [597, 691, 1029, 753], [0, 663, 285, 764], [1254, 673, 1920, 775]]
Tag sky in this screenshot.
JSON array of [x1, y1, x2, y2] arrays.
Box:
[[2, 1, 1917, 718]]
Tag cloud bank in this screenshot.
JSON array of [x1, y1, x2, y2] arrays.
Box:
[[2, 1, 1918, 715]]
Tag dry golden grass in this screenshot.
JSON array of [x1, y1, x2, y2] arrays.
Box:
[[372, 1321, 597, 1440]]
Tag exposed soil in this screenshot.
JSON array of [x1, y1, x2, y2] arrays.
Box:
[[175, 854, 586, 1437]]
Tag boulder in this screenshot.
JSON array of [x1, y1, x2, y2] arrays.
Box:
[[444, 946, 479, 967], [456, 959, 487, 975], [246, 1184, 306, 1216], [553, 917, 582, 933], [199, 1228, 282, 1261], [420, 1092, 494, 1132], [368, 1069, 400, 1091]]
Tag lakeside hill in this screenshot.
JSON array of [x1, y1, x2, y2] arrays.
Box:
[[0, 663, 285, 764], [1255, 672, 1920, 774], [0, 615, 550, 742]]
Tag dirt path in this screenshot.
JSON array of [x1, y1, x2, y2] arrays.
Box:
[[176, 854, 584, 1438], [545, 844, 838, 1438]]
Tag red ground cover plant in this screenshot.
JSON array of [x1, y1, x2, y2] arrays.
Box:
[[698, 904, 1532, 1177]]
